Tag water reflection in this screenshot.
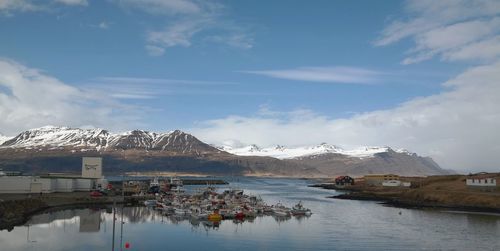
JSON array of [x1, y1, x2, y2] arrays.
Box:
[[1, 177, 500, 251]]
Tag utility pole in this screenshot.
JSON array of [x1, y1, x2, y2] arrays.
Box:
[[112, 199, 116, 251], [120, 174, 124, 251]]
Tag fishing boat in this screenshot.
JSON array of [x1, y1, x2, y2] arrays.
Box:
[[170, 176, 183, 187], [175, 208, 189, 216], [208, 210, 223, 222], [272, 203, 291, 217], [290, 201, 312, 216], [143, 200, 157, 207], [171, 186, 185, 193]]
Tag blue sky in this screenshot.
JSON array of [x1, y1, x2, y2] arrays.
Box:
[[1, 0, 500, 171]]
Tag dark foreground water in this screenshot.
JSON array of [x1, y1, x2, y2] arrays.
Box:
[[1, 177, 500, 251]]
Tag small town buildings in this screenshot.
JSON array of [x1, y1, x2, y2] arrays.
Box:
[[0, 157, 107, 194], [364, 174, 400, 186], [335, 176, 354, 186], [381, 180, 412, 187], [466, 173, 497, 188], [382, 180, 401, 187]]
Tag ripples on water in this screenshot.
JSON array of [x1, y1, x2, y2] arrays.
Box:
[[1, 177, 499, 251]]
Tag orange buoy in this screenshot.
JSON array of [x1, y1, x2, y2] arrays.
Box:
[[125, 242, 130, 249]]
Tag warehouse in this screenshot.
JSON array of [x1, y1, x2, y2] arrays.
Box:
[[0, 157, 107, 194]]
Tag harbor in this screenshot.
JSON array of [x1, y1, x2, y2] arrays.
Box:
[[2, 177, 500, 251], [0, 175, 310, 231], [139, 176, 312, 224]]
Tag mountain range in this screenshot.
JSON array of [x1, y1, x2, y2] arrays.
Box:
[[0, 126, 450, 177]]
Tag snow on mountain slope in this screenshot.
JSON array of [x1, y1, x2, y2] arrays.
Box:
[[0, 134, 11, 145], [1, 126, 110, 149], [0, 126, 217, 154], [222, 143, 399, 159]]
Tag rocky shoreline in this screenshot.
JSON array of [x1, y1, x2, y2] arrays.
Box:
[[0, 199, 48, 231], [311, 175, 500, 214], [330, 192, 500, 213], [0, 194, 134, 231]]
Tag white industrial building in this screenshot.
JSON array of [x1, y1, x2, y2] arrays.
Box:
[[0, 157, 107, 194], [466, 173, 497, 187]]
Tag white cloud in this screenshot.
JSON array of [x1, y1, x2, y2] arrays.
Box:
[[145, 44, 166, 56], [0, 0, 42, 13], [147, 17, 211, 49], [444, 35, 500, 62], [241, 66, 384, 84], [123, 0, 254, 55], [54, 0, 88, 6], [0, 0, 87, 14], [0, 59, 144, 135], [193, 62, 500, 172], [205, 33, 254, 49], [375, 0, 500, 64], [98, 21, 109, 29], [194, 0, 500, 172], [79, 76, 245, 99], [114, 0, 202, 15]]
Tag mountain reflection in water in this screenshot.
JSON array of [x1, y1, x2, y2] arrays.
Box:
[[1, 177, 500, 251]]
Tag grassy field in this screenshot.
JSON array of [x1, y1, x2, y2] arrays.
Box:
[[332, 174, 500, 211]]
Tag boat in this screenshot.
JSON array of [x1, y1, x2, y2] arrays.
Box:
[[150, 176, 160, 188], [208, 210, 223, 222], [290, 201, 312, 216], [171, 186, 185, 193], [190, 206, 209, 220], [143, 200, 157, 207], [174, 208, 189, 216], [170, 176, 183, 187], [272, 203, 291, 217]]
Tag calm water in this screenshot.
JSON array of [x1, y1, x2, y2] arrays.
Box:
[[1, 177, 500, 251]]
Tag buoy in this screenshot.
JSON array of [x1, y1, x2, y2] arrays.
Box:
[[125, 242, 130, 249]]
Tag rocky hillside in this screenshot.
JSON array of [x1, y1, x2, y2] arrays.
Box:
[[0, 126, 450, 177], [222, 143, 449, 176], [1, 126, 219, 155], [285, 149, 445, 176], [0, 126, 317, 177]]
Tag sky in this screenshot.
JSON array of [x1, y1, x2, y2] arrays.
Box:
[[0, 0, 499, 172]]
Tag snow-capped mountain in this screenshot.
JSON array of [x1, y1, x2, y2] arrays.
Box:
[[0, 126, 219, 155], [0, 126, 448, 177], [0, 134, 10, 145], [221, 143, 409, 159], [0, 126, 319, 177]]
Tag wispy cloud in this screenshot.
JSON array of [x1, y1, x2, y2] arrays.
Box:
[[374, 0, 500, 64], [0, 0, 45, 15], [205, 33, 254, 49], [193, 1, 500, 173], [97, 21, 110, 29], [146, 17, 212, 52], [113, 0, 203, 15], [54, 0, 88, 6], [145, 45, 165, 56], [194, 62, 500, 172], [0, 0, 88, 15], [114, 0, 254, 56], [79, 76, 242, 100], [94, 77, 238, 85], [241, 66, 385, 84]]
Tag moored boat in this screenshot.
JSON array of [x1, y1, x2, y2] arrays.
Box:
[[290, 201, 312, 216], [208, 210, 223, 222]]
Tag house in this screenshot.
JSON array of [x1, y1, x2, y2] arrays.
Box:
[[381, 180, 412, 187], [364, 174, 399, 186], [466, 173, 497, 188], [335, 176, 354, 186]]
